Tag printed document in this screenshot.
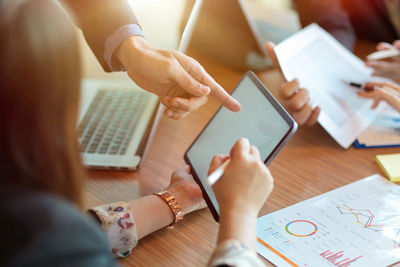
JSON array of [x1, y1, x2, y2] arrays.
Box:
[[256, 174, 400, 267], [275, 24, 380, 148]]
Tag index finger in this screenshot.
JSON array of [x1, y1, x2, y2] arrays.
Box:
[[230, 138, 251, 159], [174, 52, 241, 112], [208, 154, 230, 175], [209, 82, 241, 112], [377, 86, 400, 112], [365, 81, 400, 92]]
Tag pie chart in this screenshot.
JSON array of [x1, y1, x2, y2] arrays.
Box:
[[285, 220, 318, 237]]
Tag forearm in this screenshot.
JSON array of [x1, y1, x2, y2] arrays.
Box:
[[129, 180, 201, 239], [60, 0, 140, 71], [128, 195, 174, 240], [208, 209, 265, 267], [218, 209, 258, 250]]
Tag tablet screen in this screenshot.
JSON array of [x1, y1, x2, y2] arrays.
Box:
[[186, 73, 294, 215]]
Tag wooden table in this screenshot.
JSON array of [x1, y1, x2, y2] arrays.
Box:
[[84, 42, 400, 266]]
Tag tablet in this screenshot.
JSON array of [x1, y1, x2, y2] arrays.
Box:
[[184, 71, 297, 221]]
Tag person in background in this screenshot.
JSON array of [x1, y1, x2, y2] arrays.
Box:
[[263, 0, 400, 126], [265, 41, 400, 127], [296, 0, 400, 84], [294, 0, 400, 51], [0, 1, 272, 266], [61, 0, 241, 120], [294, 0, 400, 83]]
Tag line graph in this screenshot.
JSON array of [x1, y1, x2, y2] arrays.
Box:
[[337, 204, 400, 248]]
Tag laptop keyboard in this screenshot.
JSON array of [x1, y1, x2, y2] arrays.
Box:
[[79, 89, 149, 155]]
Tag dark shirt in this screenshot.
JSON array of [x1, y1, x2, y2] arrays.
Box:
[[0, 187, 117, 267]]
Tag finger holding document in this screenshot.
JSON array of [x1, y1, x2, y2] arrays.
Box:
[[266, 42, 321, 126], [356, 82, 400, 112]]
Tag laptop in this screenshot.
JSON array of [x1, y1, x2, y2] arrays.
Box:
[[78, 79, 160, 170], [181, 0, 299, 71], [77, 0, 204, 171]]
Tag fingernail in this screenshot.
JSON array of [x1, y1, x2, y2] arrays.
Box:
[[162, 96, 171, 106], [172, 101, 180, 108], [364, 84, 375, 91], [166, 110, 174, 117], [201, 86, 210, 94], [308, 99, 317, 109]]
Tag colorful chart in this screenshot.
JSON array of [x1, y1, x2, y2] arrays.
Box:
[[337, 204, 400, 248], [256, 174, 400, 267], [320, 249, 363, 266], [285, 220, 318, 237]]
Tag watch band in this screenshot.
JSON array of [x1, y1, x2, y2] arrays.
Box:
[[154, 190, 183, 226]]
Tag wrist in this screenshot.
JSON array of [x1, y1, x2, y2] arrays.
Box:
[[220, 205, 259, 222], [167, 183, 196, 216], [219, 201, 259, 220], [218, 207, 258, 249], [154, 191, 183, 225], [115, 35, 149, 67]]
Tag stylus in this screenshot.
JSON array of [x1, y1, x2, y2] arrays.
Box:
[[207, 159, 231, 186], [367, 49, 400, 61]]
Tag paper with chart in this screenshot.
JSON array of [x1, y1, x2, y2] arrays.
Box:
[[275, 24, 380, 149], [256, 174, 400, 267]]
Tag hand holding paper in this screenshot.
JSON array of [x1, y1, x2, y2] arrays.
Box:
[[265, 42, 321, 126], [273, 24, 381, 148]]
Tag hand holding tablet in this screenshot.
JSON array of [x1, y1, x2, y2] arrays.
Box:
[[184, 71, 297, 221]]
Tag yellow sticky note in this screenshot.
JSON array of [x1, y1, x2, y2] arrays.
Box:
[[376, 153, 400, 182]]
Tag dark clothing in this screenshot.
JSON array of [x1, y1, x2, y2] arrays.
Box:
[[295, 0, 399, 50], [342, 0, 398, 43], [0, 187, 117, 267]]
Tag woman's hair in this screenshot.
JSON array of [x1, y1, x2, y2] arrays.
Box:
[[0, 0, 84, 205]]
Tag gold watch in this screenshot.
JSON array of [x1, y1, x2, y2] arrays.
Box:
[[154, 190, 183, 226]]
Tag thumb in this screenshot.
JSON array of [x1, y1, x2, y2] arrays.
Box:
[[174, 64, 210, 97], [265, 42, 283, 77]]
